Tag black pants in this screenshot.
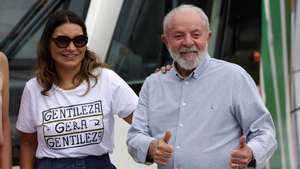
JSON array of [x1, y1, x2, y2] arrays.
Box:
[[35, 154, 117, 169]]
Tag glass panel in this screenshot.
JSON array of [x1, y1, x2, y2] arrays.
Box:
[[106, 0, 166, 84], [208, 0, 221, 56], [217, 0, 261, 84], [0, 0, 35, 43]]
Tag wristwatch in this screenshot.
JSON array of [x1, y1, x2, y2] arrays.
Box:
[[248, 155, 256, 168]]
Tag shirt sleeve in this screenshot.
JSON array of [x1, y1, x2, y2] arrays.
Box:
[[110, 71, 138, 118], [233, 70, 277, 169], [16, 83, 36, 133], [127, 77, 155, 164]]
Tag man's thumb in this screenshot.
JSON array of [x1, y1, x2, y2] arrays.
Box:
[[239, 135, 247, 148], [163, 131, 172, 143]]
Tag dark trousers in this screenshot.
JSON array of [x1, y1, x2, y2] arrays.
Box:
[[35, 154, 117, 169]]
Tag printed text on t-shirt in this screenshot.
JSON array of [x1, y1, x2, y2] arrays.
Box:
[[42, 100, 104, 150]]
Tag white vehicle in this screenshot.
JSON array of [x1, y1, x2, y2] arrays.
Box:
[[1, 0, 299, 168]]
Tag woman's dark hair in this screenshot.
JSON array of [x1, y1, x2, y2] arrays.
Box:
[[36, 10, 106, 95]]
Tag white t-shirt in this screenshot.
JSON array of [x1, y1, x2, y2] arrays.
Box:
[[16, 68, 138, 158]]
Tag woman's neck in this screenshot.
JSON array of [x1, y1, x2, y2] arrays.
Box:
[[56, 66, 81, 90]]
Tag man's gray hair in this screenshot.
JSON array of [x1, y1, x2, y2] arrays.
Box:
[[163, 4, 210, 33]]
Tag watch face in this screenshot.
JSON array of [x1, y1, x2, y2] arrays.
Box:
[[248, 157, 256, 167]]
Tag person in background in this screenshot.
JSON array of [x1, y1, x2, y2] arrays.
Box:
[[16, 10, 138, 169], [0, 52, 12, 169], [127, 4, 277, 169]]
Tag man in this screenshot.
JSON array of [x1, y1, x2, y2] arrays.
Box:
[[127, 4, 277, 169]]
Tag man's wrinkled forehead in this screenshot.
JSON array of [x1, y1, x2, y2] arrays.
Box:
[[166, 10, 207, 32]]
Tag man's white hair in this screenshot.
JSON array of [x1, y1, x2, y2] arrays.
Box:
[[163, 4, 210, 33]]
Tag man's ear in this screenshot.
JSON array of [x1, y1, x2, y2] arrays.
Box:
[[207, 31, 212, 41], [161, 34, 168, 47]]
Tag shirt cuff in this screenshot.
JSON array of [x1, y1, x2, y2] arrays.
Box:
[[128, 136, 155, 164], [143, 137, 155, 164], [247, 142, 265, 169]]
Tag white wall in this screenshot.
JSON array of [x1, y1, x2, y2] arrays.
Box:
[[110, 118, 156, 169], [85, 0, 123, 61]]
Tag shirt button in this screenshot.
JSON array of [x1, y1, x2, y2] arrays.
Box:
[[185, 81, 189, 85], [182, 102, 186, 106], [176, 145, 181, 149], [179, 123, 184, 127]]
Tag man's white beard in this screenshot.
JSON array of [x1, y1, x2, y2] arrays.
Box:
[[169, 45, 207, 70]]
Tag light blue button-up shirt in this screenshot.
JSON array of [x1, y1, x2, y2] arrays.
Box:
[[127, 54, 277, 169]]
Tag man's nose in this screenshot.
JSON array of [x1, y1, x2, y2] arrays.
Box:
[[182, 35, 194, 47]]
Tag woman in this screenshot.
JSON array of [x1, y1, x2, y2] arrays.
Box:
[[16, 10, 138, 169], [0, 52, 12, 169]]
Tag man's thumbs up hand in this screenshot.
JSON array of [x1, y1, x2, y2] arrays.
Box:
[[163, 131, 172, 143], [149, 131, 173, 166], [229, 135, 253, 169], [239, 135, 247, 148]]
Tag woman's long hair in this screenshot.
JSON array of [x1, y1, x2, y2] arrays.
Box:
[[36, 10, 106, 95]]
